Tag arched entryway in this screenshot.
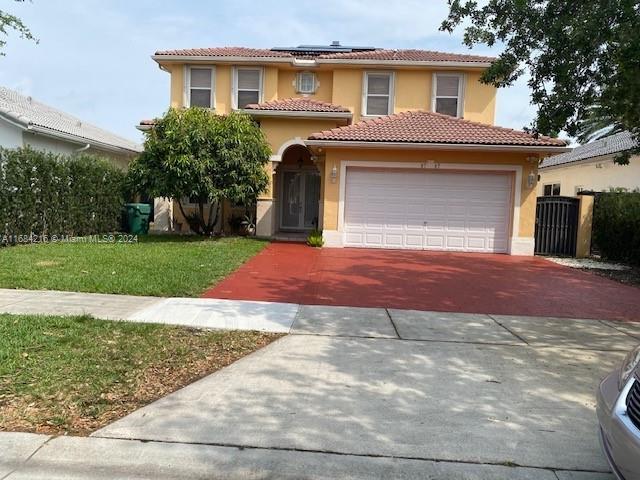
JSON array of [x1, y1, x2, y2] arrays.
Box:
[[274, 144, 322, 233]]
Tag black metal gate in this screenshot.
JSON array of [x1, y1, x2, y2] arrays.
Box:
[[534, 196, 579, 256]]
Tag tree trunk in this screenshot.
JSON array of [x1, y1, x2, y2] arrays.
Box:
[[206, 200, 220, 236], [177, 200, 203, 235]]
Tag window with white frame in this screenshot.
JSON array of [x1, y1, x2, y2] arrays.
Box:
[[544, 183, 561, 196], [235, 67, 262, 109], [296, 71, 316, 94], [187, 67, 214, 108], [433, 73, 463, 117], [364, 72, 393, 116]]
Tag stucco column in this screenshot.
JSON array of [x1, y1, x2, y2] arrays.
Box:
[[510, 161, 537, 256], [256, 161, 276, 238], [576, 195, 594, 258], [321, 152, 343, 247]]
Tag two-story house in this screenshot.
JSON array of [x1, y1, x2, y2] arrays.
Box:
[[143, 42, 567, 255]]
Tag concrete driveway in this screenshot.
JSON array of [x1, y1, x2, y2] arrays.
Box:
[[67, 307, 640, 479], [204, 242, 640, 322]]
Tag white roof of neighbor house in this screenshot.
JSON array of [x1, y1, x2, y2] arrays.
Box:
[[0, 86, 141, 153], [540, 131, 637, 169]]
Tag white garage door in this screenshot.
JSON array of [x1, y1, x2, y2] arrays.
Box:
[[344, 168, 512, 253]]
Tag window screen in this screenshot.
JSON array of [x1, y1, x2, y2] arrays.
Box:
[[365, 73, 391, 116]]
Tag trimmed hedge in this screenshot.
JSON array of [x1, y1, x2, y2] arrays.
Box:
[[592, 192, 640, 265], [0, 148, 126, 242]]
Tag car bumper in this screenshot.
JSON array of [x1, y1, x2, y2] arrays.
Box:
[[597, 371, 640, 480]]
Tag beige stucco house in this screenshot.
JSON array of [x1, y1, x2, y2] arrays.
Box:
[[142, 42, 568, 255], [538, 131, 639, 196]]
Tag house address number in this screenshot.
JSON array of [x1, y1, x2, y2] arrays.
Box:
[[420, 161, 441, 169]]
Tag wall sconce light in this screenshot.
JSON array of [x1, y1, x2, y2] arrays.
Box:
[[330, 165, 338, 183], [527, 171, 537, 188]]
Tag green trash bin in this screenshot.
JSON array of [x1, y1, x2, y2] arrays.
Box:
[[125, 203, 151, 235]]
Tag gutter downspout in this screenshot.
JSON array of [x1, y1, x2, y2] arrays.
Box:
[[75, 143, 91, 153]]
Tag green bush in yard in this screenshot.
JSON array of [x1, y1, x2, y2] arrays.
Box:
[[592, 192, 640, 265], [0, 147, 126, 242]]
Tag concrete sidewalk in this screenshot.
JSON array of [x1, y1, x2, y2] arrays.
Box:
[[0, 433, 597, 480], [2, 291, 640, 478], [0, 288, 298, 333]]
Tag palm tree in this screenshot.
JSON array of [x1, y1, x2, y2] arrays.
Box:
[[576, 104, 625, 144]]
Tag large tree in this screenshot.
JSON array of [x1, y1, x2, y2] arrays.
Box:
[[441, 0, 640, 163], [1, 0, 37, 55], [127, 108, 270, 235]]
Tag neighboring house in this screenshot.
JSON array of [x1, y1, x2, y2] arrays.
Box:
[[142, 42, 567, 255], [0, 86, 141, 168], [538, 131, 640, 196]]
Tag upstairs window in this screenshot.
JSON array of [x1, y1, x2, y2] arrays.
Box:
[[544, 183, 561, 196], [433, 73, 464, 117], [296, 71, 316, 94], [187, 67, 214, 108], [235, 67, 262, 109], [364, 72, 394, 116]]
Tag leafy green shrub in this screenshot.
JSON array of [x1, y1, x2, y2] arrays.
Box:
[[0, 147, 126, 243], [126, 108, 270, 236], [592, 192, 640, 265], [307, 229, 324, 248]]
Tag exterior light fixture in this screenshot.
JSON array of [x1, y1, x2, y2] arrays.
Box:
[[330, 165, 338, 183], [527, 171, 537, 188]]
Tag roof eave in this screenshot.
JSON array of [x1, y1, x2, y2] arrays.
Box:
[[152, 54, 294, 64], [151, 55, 493, 69], [239, 109, 352, 120], [305, 139, 569, 153], [27, 125, 142, 155], [540, 150, 634, 170], [316, 59, 493, 68], [0, 110, 29, 130]]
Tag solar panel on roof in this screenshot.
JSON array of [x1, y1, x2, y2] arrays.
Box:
[[271, 43, 376, 54]]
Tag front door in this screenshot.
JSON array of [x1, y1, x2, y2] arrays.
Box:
[[280, 170, 320, 230]]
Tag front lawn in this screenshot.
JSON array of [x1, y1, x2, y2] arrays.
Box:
[[0, 236, 266, 297], [0, 314, 282, 435]]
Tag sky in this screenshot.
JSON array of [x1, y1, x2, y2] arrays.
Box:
[[0, 0, 537, 144]]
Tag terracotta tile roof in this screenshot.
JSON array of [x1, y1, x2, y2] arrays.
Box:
[[154, 46, 494, 64], [244, 98, 351, 113], [308, 111, 566, 147], [139, 119, 156, 126], [317, 49, 495, 63], [155, 47, 292, 58]]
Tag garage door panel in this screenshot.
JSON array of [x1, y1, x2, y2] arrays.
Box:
[[425, 236, 445, 248], [384, 233, 404, 247], [405, 234, 424, 248], [364, 232, 383, 246], [446, 236, 465, 249], [467, 237, 488, 250], [344, 168, 511, 253]]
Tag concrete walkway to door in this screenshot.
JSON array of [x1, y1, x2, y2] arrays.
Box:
[[203, 242, 640, 322]]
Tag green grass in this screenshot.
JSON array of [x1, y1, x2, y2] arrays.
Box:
[[0, 313, 281, 435], [0, 236, 267, 297]]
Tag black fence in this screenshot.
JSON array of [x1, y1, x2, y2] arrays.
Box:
[[534, 196, 580, 256]]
